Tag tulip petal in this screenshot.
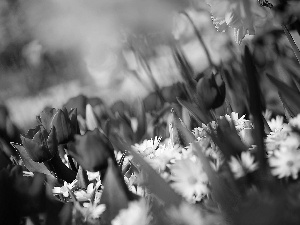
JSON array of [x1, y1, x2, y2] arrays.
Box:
[[69, 129, 114, 172], [37, 107, 57, 132], [47, 126, 58, 157], [11, 143, 54, 176], [86, 104, 99, 131], [51, 110, 72, 144], [21, 135, 52, 162]]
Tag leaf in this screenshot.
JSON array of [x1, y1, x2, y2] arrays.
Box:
[[170, 109, 195, 147], [243, 46, 267, 171], [115, 138, 183, 207], [211, 118, 247, 160], [192, 142, 240, 219], [177, 98, 210, 125], [267, 73, 300, 117], [76, 166, 89, 189], [100, 159, 133, 224], [172, 46, 196, 91], [133, 100, 147, 143], [47, 153, 77, 183], [11, 143, 54, 177]]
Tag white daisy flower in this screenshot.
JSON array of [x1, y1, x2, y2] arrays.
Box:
[[170, 158, 209, 202], [289, 114, 300, 130], [149, 140, 181, 171], [269, 146, 300, 179], [86, 171, 101, 182], [268, 115, 285, 132], [75, 202, 106, 222], [111, 199, 151, 225], [168, 202, 223, 225], [229, 151, 258, 179], [52, 180, 77, 198], [133, 136, 162, 158], [74, 181, 101, 202]]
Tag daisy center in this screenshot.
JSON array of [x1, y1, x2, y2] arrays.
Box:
[[287, 161, 294, 167], [188, 176, 198, 185]]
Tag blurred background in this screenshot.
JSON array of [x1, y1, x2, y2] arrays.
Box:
[[1, 0, 300, 130]]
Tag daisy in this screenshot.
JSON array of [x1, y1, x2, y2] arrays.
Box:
[[229, 151, 258, 179], [75, 190, 105, 222], [269, 146, 300, 179], [52, 180, 77, 198], [133, 136, 162, 158], [168, 202, 223, 225], [111, 199, 151, 225], [267, 115, 285, 132], [167, 203, 204, 225], [86, 171, 101, 182], [289, 114, 300, 130], [75, 202, 106, 222], [149, 140, 181, 171], [170, 158, 209, 202], [74, 181, 101, 202]]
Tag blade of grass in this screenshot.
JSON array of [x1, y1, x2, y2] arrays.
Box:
[[267, 73, 300, 116]]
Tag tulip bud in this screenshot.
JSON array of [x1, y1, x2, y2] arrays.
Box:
[[68, 129, 115, 172], [21, 126, 58, 162], [196, 72, 225, 110]]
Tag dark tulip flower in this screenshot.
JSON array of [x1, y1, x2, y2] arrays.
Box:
[[196, 72, 226, 110], [68, 129, 115, 172], [21, 125, 58, 162], [37, 107, 78, 144]]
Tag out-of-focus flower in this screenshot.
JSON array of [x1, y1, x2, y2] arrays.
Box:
[[111, 199, 151, 225], [170, 158, 209, 202], [68, 129, 115, 172], [22, 171, 34, 177], [223, 112, 252, 132], [229, 151, 258, 179], [269, 146, 300, 179], [168, 202, 223, 225], [268, 115, 285, 132], [205, 0, 270, 44], [289, 114, 300, 130], [75, 201, 106, 222], [52, 179, 77, 198], [74, 181, 101, 202], [87, 171, 101, 181]]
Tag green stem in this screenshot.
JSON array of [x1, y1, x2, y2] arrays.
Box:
[[47, 153, 77, 183], [180, 11, 215, 68]]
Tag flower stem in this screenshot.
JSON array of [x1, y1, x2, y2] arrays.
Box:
[[180, 11, 215, 69]]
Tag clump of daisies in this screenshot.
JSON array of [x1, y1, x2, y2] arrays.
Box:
[[266, 114, 300, 179]]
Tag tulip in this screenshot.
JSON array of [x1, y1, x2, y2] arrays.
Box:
[[68, 129, 116, 172], [196, 72, 225, 110], [21, 125, 58, 162], [37, 107, 78, 144]]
